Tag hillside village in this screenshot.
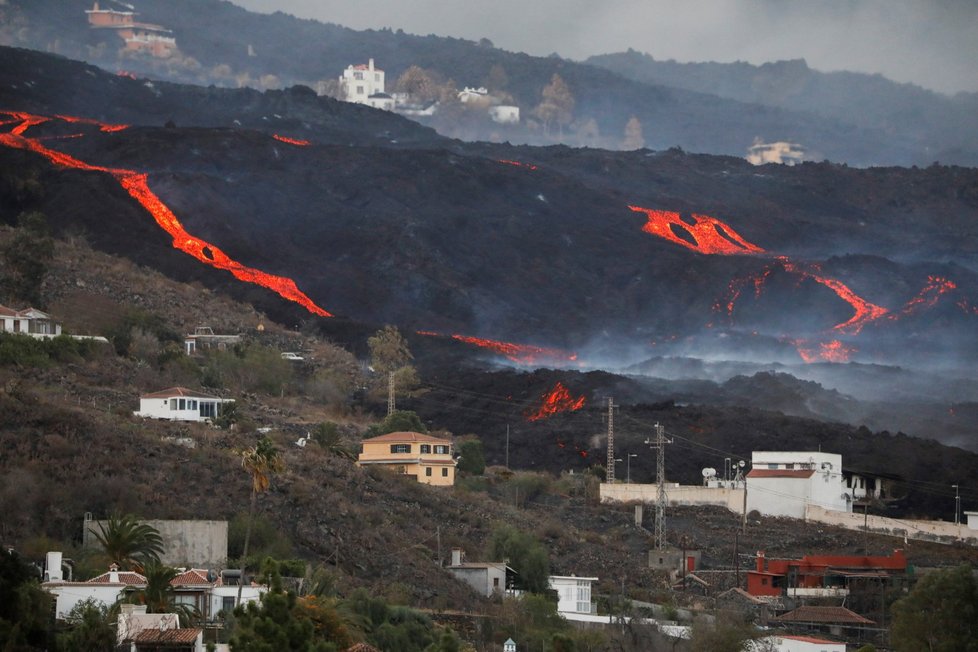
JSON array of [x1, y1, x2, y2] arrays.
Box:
[[0, 225, 976, 651]]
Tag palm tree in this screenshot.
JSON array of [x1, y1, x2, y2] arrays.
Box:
[[90, 514, 164, 571], [237, 436, 284, 606], [126, 562, 199, 627]]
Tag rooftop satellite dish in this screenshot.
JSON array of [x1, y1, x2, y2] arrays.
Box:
[[701, 468, 716, 478], [738, 460, 746, 468]]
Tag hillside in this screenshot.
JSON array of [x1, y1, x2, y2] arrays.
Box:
[[1, 0, 972, 165], [587, 50, 978, 167], [2, 230, 976, 616]]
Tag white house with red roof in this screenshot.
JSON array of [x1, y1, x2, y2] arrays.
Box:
[[43, 562, 146, 619], [747, 451, 849, 519], [0, 304, 62, 337], [134, 387, 233, 422], [340, 58, 386, 106]]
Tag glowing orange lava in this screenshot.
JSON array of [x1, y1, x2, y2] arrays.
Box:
[[1, 110, 332, 317], [55, 114, 129, 132], [894, 275, 956, 318], [526, 382, 586, 421], [417, 331, 577, 366], [791, 338, 856, 363], [629, 206, 765, 255], [777, 258, 888, 333], [272, 134, 310, 146], [498, 159, 538, 170]]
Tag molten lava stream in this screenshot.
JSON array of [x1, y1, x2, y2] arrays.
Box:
[[526, 382, 586, 421], [0, 110, 331, 318], [893, 276, 956, 318], [418, 331, 577, 366], [791, 338, 856, 363], [629, 206, 765, 255], [272, 134, 310, 146]]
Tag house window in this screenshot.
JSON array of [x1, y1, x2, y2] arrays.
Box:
[[420, 444, 431, 454], [493, 577, 500, 588], [391, 444, 411, 454], [768, 464, 778, 469], [200, 402, 217, 418], [434, 445, 450, 454], [425, 468, 432, 477], [222, 596, 235, 613], [442, 468, 448, 477], [178, 398, 186, 410], [374, 73, 380, 82], [786, 463, 794, 469], [189, 400, 197, 410], [354, 71, 363, 80], [356, 85, 364, 95], [170, 398, 178, 410]]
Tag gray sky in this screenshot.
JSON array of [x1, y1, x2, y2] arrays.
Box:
[[231, 0, 978, 95]]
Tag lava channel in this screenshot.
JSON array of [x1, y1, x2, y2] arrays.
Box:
[[526, 381, 586, 421], [629, 206, 765, 255], [0, 111, 331, 317], [418, 331, 577, 366]]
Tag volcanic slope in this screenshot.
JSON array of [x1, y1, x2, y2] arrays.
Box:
[[1, 47, 977, 377]]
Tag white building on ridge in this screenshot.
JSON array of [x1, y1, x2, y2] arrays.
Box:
[[746, 451, 850, 519], [340, 59, 386, 106]]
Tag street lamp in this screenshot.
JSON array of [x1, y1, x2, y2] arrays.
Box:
[[627, 453, 638, 484], [953, 484, 961, 525]]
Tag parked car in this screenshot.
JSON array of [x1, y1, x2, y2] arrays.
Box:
[[281, 352, 304, 361]]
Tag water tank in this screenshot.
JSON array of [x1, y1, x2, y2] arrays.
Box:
[[45, 551, 63, 582]]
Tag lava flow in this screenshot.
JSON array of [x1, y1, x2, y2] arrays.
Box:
[[526, 382, 586, 421], [893, 275, 956, 318], [791, 339, 857, 363], [498, 159, 538, 170], [0, 111, 332, 317], [629, 206, 765, 255], [272, 134, 310, 146], [417, 331, 577, 366], [778, 258, 888, 333]]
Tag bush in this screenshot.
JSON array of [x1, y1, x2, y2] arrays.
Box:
[[0, 333, 97, 367]]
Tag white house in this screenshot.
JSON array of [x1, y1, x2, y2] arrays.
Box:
[[0, 304, 62, 336], [44, 563, 146, 619], [746, 139, 807, 166], [548, 575, 597, 615], [134, 387, 233, 422], [489, 105, 520, 124], [366, 92, 395, 111], [747, 452, 850, 519], [747, 634, 846, 652], [184, 326, 241, 355], [340, 58, 385, 105]]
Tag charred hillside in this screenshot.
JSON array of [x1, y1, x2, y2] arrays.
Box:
[[1, 0, 968, 165]]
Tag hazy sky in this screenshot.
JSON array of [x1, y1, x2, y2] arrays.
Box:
[[231, 0, 978, 95]]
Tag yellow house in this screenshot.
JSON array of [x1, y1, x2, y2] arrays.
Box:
[[357, 431, 456, 486]]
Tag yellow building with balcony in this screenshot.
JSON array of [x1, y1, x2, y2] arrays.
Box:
[[357, 431, 456, 486]]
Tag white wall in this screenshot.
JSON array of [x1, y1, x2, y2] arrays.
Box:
[[549, 576, 597, 614], [806, 504, 978, 545], [601, 483, 745, 512], [44, 583, 125, 619]]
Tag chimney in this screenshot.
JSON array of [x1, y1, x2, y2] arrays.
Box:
[[368, 58, 374, 71], [451, 548, 463, 566], [45, 552, 63, 582], [756, 550, 766, 573], [109, 562, 120, 583]]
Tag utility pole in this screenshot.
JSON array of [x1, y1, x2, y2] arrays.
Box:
[[387, 370, 395, 416], [606, 397, 616, 482], [505, 425, 510, 470], [953, 484, 961, 525], [646, 422, 672, 549]]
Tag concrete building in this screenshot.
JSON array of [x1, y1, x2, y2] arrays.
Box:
[[748, 634, 846, 652], [747, 451, 850, 518], [489, 105, 520, 124], [357, 431, 456, 485], [85, 1, 177, 58], [184, 326, 241, 355], [548, 575, 597, 615], [446, 548, 516, 597], [83, 516, 228, 569], [746, 139, 806, 166], [133, 387, 234, 423], [340, 59, 385, 105]]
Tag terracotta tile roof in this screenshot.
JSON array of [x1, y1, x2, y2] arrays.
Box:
[[170, 568, 214, 586], [747, 469, 815, 478], [134, 628, 201, 644], [345, 644, 381, 652], [0, 304, 18, 317], [87, 570, 147, 585], [140, 386, 220, 399], [361, 431, 451, 444], [775, 605, 874, 625]]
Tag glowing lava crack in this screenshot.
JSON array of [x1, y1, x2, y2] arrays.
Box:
[[0, 111, 331, 317]]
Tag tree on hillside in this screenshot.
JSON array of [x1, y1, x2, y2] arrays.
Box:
[[368, 325, 419, 408], [368, 410, 427, 436], [90, 514, 164, 571], [487, 525, 550, 593], [456, 438, 486, 475], [237, 436, 284, 607], [534, 74, 575, 138], [128, 561, 200, 626], [0, 210, 54, 306], [0, 549, 53, 650], [622, 116, 645, 150], [890, 564, 978, 651], [394, 65, 440, 104]]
